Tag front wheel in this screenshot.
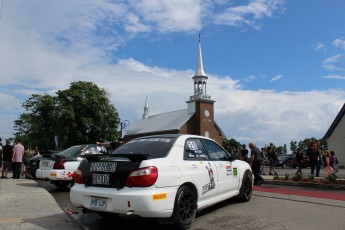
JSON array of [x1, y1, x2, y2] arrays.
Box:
[[171, 186, 197, 229], [237, 170, 253, 202]]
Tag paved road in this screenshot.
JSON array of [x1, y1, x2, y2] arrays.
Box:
[[36, 167, 345, 230]]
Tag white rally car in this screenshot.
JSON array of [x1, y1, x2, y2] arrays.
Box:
[[36, 144, 106, 188], [70, 134, 253, 229]]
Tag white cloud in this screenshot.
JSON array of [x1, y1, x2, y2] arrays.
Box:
[[323, 54, 342, 64], [213, 0, 285, 29], [268, 74, 283, 82], [313, 42, 324, 51], [322, 75, 345, 80], [332, 38, 345, 50]]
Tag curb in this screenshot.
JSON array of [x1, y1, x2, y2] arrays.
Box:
[[262, 179, 345, 190]]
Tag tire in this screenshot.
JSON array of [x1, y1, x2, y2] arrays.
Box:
[[52, 181, 71, 188], [171, 186, 197, 229], [97, 212, 119, 219], [237, 170, 253, 202]]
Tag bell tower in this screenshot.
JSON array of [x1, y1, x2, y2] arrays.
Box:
[[186, 34, 216, 139]]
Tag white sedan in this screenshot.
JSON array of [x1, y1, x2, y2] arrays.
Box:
[[70, 134, 253, 229], [36, 144, 106, 188]]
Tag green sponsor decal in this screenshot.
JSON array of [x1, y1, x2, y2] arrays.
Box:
[[233, 168, 238, 176]]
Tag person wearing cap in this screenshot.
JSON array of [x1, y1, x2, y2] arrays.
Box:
[[295, 147, 304, 175]]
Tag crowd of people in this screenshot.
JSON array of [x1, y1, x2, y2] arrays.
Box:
[[0, 137, 40, 179], [234, 140, 341, 186]]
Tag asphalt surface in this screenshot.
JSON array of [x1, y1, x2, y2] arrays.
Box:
[[0, 170, 344, 230], [0, 172, 83, 230]]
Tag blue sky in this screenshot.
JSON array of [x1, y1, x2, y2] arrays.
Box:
[[0, 0, 344, 152]]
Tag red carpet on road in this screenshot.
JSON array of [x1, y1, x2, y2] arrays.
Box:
[[253, 186, 345, 201]]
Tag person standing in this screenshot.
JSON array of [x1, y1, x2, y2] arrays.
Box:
[[306, 141, 319, 176], [267, 142, 278, 175], [241, 144, 248, 162], [0, 137, 3, 170], [315, 141, 323, 177], [235, 149, 243, 160], [260, 147, 267, 175], [295, 147, 304, 175], [249, 142, 264, 186], [12, 138, 24, 179], [323, 151, 333, 177], [1, 139, 13, 178], [329, 150, 339, 177]]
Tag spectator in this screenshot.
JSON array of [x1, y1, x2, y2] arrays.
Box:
[[32, 146, 40, 156], [315, 141, 323, 177], [240, 144, 248, 162], [329, 150, 339, 178], [12, 138, 25, 179], [1, 139, 13, 178], [249, 142, 264, 186], [323, 151, 333, 177], [0, 137, 3, 170], [295, 147, 304, 175], [260, 147, 267, 175], [306, 141, 319, 177], [22, 147, 32, 176], [267, 142, 278, 175], [235, 148, 242, 160]]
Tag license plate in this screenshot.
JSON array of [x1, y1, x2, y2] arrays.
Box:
[[32, 162, 37, 165], [90, 196, 107, 210], [42, 161, 50, 167], [92, 174, 110, 185]]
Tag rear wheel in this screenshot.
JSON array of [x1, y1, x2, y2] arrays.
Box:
[[52, 181, 71, 188], [171, 186, 197, 229], [237, 170, 253, 202]]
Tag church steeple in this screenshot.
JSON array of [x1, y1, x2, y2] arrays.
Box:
[[194, 33, 206, 77], [190, 33, 212, 101], [142, 96, 149, 119]]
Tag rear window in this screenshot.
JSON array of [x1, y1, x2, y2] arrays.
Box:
[[112, 137, 176, 159]]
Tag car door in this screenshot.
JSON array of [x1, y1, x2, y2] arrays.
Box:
[[201, 139, 239, 196], [184, 138, 218, 203]]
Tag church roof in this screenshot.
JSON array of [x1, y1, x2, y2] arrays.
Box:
[[324, 103, 345, 138], [126, 109, 194, 136]]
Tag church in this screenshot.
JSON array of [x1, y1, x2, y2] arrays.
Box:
[[124, 37, 225, 145]]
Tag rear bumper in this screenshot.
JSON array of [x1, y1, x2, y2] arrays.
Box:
[[36, 169, 76, 181], [70, 183, 179, 218]]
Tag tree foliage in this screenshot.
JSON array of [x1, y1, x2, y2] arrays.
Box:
[[222, 138, 242, 153], [14, 81, 120, 150]]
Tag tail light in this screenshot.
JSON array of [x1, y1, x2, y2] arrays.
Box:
[[75, 168, 84, 184], [53, 158, 66, 169], [125, 166, 158, 187]]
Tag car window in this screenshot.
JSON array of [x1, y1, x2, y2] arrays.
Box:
[[184, 139, 209, 161], [113, 137, 176, 159], [200, 139, 229, 161]]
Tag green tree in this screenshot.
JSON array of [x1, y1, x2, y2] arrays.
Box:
[[222, 138, 242, 153], [289, 140, 298, 153], [14, 94, 58, 150], [14, 81, 120, 149]]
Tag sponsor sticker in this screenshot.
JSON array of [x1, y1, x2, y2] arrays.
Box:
[[233, 168, 238, 176]]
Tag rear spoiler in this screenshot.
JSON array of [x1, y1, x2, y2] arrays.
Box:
[[81, 153, 150, 162]]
